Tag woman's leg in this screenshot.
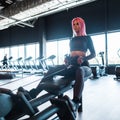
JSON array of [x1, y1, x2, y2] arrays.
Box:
[[41, 65, 67, 82], [73, 66, 92, 102], [19, 65, 76, 99], [28, 65, 67, 98], [73, 67, 84, 102]]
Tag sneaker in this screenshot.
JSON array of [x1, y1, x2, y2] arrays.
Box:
[[63, 95, 79, 112], [17, 87, 32, 100]]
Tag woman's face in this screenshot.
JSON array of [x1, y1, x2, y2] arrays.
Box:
[[72, 19, 81, 33]]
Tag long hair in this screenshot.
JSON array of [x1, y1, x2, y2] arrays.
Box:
[[72, 17, 87, 36]]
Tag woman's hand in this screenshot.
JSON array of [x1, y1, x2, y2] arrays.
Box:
[[64, 54, 70, 65], [77, 56, 83, 64]]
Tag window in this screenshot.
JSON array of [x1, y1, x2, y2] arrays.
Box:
[[57, 40, 70, 64], [25, 43, 39, 60], [35, 43, 40, 59], [10, 46, 19, 60], [4, 47, 10, 59], [0, 42, 40, 67], [0, 48, 5, 66], [0, 48, 5, 61], [46, 41, 57, 64], [18, 45, 25, 60], [89, 34, 106, 65], [46, 39, 70, 65], [107, 32, 120, 64], [25, 43, 39, 65], [26, 44, 35, 59], [46, 35, 106, 65]]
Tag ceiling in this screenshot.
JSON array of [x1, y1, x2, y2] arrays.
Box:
[[0, 0, 96, 30]]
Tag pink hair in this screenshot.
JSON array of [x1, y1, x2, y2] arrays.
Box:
[[72, 17, 86, 36]]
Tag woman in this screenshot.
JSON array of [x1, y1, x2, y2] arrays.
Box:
[[18, 17, 96, 110]]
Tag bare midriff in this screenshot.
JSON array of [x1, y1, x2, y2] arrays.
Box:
[[70, 51, 86, 57]]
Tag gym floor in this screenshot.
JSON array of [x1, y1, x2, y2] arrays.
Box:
[[1, 74, 120, 120], [76, 75, 120, 120]]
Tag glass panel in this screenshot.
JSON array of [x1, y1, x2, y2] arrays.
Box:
[[46, 41, 57, 64], [0, 42, 40, 68], [89, 34, 106, 65], [46, 40, 70, 65], [107, 32, 120, 64], [35, 43, 40, 59], [26, 43, 39, 66], [10, 46, 19, 68], [0, 48, 5, 61], [34, 43, 40, 66], [10, 46, 19, 60], [58, 40, 70, 64], [26, 44, 35, 59], [18, 45, 25, 60], [4, 47, 10, 59], [0, 48, 5, 66]]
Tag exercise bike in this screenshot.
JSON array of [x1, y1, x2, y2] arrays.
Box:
[[90, 51, 107, 79], [98, 51, 107, 76]]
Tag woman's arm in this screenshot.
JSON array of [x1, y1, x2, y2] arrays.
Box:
[[83, 36, 96, 61]]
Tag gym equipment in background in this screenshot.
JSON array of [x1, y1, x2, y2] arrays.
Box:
[[114, 49, 120, 80], [90, 66, 100, 79], [90, 51, 107, 79], [39, 55, 56, 71], [0, 57, 16, 79], [98, 52, 107, 76]]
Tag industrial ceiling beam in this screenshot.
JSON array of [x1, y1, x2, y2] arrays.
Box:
[[1, 0, 52, 18], [0, 14, 34, 27], [0, 0, 96, 30]]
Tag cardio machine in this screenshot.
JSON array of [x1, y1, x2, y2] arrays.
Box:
[[98, 51, 107, 76], [90, 51, 107, 79]]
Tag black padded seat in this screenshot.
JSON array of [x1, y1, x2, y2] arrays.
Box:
[[41, 73, 91, 95], [0, 72, 16, 79], [40, 76, 75, 95]]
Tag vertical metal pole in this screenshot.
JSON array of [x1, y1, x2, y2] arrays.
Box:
[[104, 0, 108, 68]]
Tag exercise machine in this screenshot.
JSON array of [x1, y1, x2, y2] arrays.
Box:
[[0, 72, 83, 120], [0, 57, 16, 79], [90, 51, 106, 79], [114, 49, 120, 80], [0, 56, 91, 119], [98, 52, 106, 76], [39, 55, 56, 71], [0, 91, 77, 120]]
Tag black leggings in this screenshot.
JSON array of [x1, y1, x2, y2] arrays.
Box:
[[29, 63, 92, 100]]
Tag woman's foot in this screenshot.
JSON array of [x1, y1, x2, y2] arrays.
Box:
[[63, 95, 79, 112], [17, 87, 36, 100]]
